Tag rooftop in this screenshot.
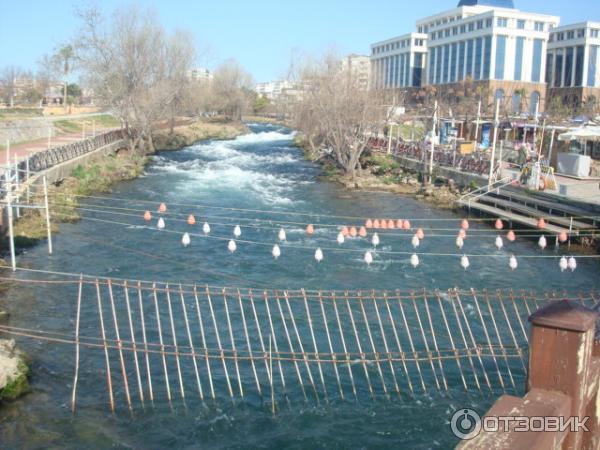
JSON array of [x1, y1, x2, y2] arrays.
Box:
[[457, 0, 515, 7]]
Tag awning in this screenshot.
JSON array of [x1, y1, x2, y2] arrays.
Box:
[[558, 126, 600, 142]]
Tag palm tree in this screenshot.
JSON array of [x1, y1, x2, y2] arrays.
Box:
[[53, 45, 76, 110]]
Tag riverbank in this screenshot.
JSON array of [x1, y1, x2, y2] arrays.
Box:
[[0, 339, 30, 402], [295, 134, 462, 210]]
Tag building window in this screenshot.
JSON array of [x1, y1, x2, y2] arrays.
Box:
[[413, 53, 423, 87], [453, 27, 458, 35], [567, 31, 575, 40], [591, 30, 599, 38], [578, 29, 585, 38], [474, 37, 483, 80], [535, 22, 545, 32], [575, 45, 585, 86], [450, 43, 458, 82], [565, 47, 574, 86], [445, 29, 450, 37], [546, 53, 554, 85], [495, 35, 507, 79], [486, 18, 492, 28], [495, 89, 505, 105], [589, 46, 598, 87], [554, 52, 564, 87], [429, 47, 436, 84], [466, 39, 474, 79], [514, 37, 525, 81], [468, 22, 475, 32], [512, 92, 522, 113], [517, 19, 526, 30], [531, 39, 543, 82], [443, 44, 451, 82], [458, 41, 466, 81], [460, 25, 466, 33], [483, 36, 492, 79], [497, 18, 508, 28], [477, 20, 484, 30], [436, 47, 443, 84], [530, 91, 540, 115]]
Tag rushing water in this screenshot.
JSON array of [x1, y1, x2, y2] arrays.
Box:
[[1, 123, 598, 449]]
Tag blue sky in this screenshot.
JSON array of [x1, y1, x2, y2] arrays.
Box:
[[1, 0, 599, 83]]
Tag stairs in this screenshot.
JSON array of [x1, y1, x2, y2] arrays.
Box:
[[456, 181, 598, 236]]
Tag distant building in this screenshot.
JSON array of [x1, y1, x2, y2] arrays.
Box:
[[371, 33, 428, 90], [188, 68, 213, 83], [254, 80, 296, 100], [340, 54, 371, 90], [369, 0, 596, 114], [547, 22, 600, 109]]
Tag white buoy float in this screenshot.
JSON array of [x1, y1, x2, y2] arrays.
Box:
[[228, 240, 237, 253], [233, 225, 242, 238], [495, 236, 504, 250], [272, 244, 281, 259], [568, 256, 577, 272], [364, 251, 373, 265], [372, 233, 380, 248], [337, 232, 345, 245], [460, 255, 470, 270], [412, 235, 420, 249], [410, 253, 420, 268], [157, 218, 165, 230], [315, 248, 323, 263], [456, 236, 464, 250], [538, 235, 547, 250], [559, 256, 568, 272], [509, 255, 518, 271], [182, 232, 191, 247], [203, 222, 210, 235], [278, 228, 286, 242]]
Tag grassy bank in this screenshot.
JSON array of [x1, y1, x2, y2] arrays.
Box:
[[242, 115, 289, 127], [53, 114, 120, 134]]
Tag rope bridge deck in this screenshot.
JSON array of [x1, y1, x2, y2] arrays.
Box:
[[2, 277, 597, 412]]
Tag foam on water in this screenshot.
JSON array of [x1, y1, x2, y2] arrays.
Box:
[[150, 129, 306, 205]]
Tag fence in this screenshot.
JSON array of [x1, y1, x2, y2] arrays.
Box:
[[2, 279, 592, 412], [0, 129, 126, 201]]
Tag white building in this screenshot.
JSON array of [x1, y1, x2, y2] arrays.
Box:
[[340, 54, 371, 90], [370, 33, 428, 89], [254, 80, 295, 100], [188, 68, 213, 83], [547, 22, 600, 107]]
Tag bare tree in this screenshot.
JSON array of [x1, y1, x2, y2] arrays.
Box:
[[292, 53, 392, 179], [209, 59, 254, 120], [75, 5, 197, 153], [0, 66, 23, 107]]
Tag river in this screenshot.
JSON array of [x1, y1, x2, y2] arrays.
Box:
[[1, 123, 598, 448]]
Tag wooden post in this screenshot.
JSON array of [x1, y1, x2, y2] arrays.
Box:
[[5, 141, 16, 271], [43, 176, 53, 254], [528, 300, 600, 450]]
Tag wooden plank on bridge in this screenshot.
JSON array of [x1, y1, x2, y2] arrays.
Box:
[[456, 199, 573, 235]]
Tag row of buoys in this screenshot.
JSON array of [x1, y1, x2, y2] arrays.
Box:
[[173, 228, 580, 272], [340, 226, 368, 238], [365, 219, 412, 230]]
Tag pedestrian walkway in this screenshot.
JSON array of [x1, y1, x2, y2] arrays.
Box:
[[1, 127, 118, 163]]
